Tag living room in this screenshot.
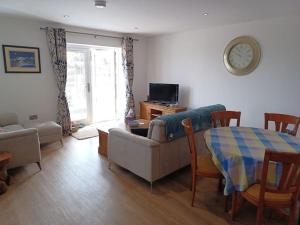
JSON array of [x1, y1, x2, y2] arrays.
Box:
[[0, 1, 300, 225]]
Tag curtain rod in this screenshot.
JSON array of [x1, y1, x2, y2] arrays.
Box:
[[40, 27, 139, 41]]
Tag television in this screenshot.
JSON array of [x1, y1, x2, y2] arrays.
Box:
[[149, 83, 179, 104]]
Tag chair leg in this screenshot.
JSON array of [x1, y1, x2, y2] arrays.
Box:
[[256, 204, 264, 225], [191, 174, 196, 207], [231, 192, 236, 220], [36, 162, 42, 171], [268, 210, 273, 220], [224, 195, 229, 212], [5, 175, 11, 186], [288, 201, 298, 225], [190, 166, 193, 191], [218, 177, 223, 193]]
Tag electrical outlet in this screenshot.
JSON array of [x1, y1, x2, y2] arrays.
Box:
[[29, 115, 38, 120]]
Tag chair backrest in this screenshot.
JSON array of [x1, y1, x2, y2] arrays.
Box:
[[264, 113, 300, 136], [259, 150, 300, 203], [211, 111, 241, 128], [182, 118, 197, 172]]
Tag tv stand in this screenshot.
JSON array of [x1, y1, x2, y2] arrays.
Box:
[[140, 102, 187, 120], [158, 102, 169, 106]]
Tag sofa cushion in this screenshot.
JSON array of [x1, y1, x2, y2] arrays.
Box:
[[154, 104, 226, 141], [2, 125, 24, 132], [0, 113, 18, 127]]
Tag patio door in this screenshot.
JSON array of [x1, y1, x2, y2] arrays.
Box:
[[91, 48, 117, 122], [66, 44, 121, 124], [66, 48, 91, 123]]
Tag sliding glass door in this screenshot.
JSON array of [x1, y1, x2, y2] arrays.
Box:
[[66, 44, 123, 124]]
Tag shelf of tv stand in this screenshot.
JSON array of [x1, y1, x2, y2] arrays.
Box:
[[151, 113, 162, 119], [140, 101, 187, 120]]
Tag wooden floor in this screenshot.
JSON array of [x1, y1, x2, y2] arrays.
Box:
[[0, 137, 284, 225]]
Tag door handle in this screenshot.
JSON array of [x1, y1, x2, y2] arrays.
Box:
[[87, 83, 91, 93]]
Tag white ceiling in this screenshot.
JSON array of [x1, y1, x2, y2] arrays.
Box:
[[0, 0, 300, 35]]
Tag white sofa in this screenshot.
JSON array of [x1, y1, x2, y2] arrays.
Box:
[[0, 113, 41, 169], [108, 122, 205, 185], [108, 104, 226, 186]]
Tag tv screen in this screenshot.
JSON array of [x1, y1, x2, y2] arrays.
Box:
[[149, 83, 179, 104]]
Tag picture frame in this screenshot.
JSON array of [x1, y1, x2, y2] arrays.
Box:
[[2, 45, 41, 73]]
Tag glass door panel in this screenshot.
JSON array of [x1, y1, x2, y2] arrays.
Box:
[[91, 49, 117, 122], [67, 44, 122, 125], [66, 50, 89, 122]]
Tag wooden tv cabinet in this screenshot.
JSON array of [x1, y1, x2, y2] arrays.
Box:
[[140, 102, 187, 120]]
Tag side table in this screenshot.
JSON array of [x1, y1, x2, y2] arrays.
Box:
[[0, 152, 12, 195]]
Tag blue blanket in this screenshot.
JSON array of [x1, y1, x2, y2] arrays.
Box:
[[156, 104, 226, 141]]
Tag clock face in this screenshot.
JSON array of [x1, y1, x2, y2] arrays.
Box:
[[228, 43, 253, 69], [224, 36, 261, 76]]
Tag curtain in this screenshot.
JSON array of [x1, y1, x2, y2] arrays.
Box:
[[122, 36, 136, 119], [46, 27, 71, 135]]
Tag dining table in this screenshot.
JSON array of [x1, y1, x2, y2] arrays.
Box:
[[204, 126, 300, 196]]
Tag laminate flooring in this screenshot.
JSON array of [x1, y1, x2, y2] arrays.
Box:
[[0, 137, 284, 225]]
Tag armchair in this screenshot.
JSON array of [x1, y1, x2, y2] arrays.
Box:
[[0, 113, 41, 169]]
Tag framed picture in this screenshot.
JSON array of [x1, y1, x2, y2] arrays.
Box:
[[2, 45, 41, 73]]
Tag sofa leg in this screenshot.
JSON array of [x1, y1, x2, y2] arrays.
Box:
[[36, 162, 42, 171], [108, 160, 112, 170], [150, 182, 153, 193], [60, 138, 64, 147]]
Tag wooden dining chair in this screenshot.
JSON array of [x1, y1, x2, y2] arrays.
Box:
[[232, 150, 300, 225], [211, 111, 241, 128], [264, 113, 300, 136], [182, 118, 223, 207]]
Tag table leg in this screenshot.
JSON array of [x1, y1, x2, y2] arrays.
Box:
[[229, 191, 244, 220], [230, 191, 237, 220], [0, 166, 7, 181], [0, 181, 7, 195], [98, 130, 108, 157], [0, 165, 8, 195]]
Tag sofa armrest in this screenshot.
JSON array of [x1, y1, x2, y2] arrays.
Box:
[[108, 128, 160, 182], [0, 128, 38, 140]]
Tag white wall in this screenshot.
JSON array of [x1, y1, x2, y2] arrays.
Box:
[[0, 16, 57, 124], [0, 15, 148, 124], [147, 14, 300, 128]]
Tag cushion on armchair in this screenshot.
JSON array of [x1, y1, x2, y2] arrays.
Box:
[[1, 125, 24, 132], [24, 121, 62, 144], [0, 113, 18, 127]]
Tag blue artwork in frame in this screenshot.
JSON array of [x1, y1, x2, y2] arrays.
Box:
[[2, 45, 41, 73]]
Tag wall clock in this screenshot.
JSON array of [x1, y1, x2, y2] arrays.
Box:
[[223, 36, 261, 76]]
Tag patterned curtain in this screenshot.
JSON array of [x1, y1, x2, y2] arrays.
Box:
[[46, 28, 71, 135], [122, 37, 136, 119]]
